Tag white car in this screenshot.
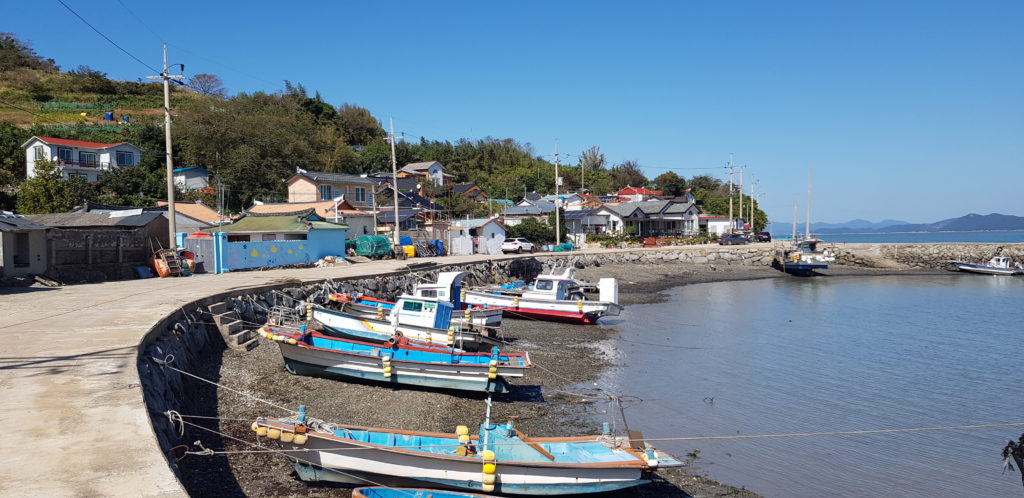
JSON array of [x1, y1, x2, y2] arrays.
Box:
[[501, 238, 535, 253]]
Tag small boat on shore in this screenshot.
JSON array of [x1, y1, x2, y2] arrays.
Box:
[[460, 269, 622, 325], [257, 325, 529, 393], [353, 488, 493, 498], [772, 238, 836, 276], [949, 256, 1023, 275], [309, 305, 499, 351], [252, 404, 682, 495], [330, 292, 504, 328]]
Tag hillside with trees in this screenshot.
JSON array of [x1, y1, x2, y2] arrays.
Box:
[[0, 33, 764, 229]]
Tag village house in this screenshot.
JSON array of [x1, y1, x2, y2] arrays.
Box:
[[451, 217, 507, 243], [500, 199, 555, 227], [24, 210, 169, 281], [22, 136, 142, 181], [286, 170, 380, 208], [396, 161, 451, 186], [74, 202, 217, 231], [248, 199, 375, 237], [588, 199, 701, 237], [614, 186, 663, 202], [172, 167, 212, 190], [154, 201, 231, 226], [452, 183, 489, 202], [0, 211, 51, 280]]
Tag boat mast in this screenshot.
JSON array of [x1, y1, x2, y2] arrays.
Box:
[[805, 167, 812, 240], [791, 194, 797, 241]]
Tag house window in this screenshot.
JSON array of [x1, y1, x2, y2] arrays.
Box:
[[319, 184, 332, 200], [116, 151, 134, 166], [79, 151, 98, 165], [33, 145, 44, 160], [355, 187, 366, 202], [58, 148, 73, 163], [68, 172, 88, 179]]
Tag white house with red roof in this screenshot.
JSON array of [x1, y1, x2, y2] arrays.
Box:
[[614, 186, 662, 202], [22, 136, 142, 181]]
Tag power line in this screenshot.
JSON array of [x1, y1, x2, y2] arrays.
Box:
[[112, 0, 164, 42], [55, 0, 160, 74]]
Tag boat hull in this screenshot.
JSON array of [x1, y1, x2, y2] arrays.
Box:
[[295, 462, 648, 495], [312, 307, 494, 351], [277, 342, 517, 393], [772, 258, 828, 276], [461, 290, 620, 325], [953, 263, 1020, 275]]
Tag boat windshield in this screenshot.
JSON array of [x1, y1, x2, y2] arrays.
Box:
[[534, 280, 554, 291]]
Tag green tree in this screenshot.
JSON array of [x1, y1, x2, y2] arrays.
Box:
[[16, 161, 95, 213], [187, 73, 226, 97], [337, 104, 384, 146], [652, 171, 686, 197], [609, 160, 647, 189], [508, 217, 555, 244], [0, 33, 59, 71]]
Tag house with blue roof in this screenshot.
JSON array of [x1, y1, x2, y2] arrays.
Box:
[[172, 166, 212, 190]]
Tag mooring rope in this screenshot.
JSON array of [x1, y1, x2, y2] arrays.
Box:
[[152, 355, 296, 414]]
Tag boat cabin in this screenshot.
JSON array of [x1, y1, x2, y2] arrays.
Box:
[[393, 296, 455, 330], [413, 271, 471, 307]]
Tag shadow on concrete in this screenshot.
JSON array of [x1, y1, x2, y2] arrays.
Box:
[[174, 341, 246, 497], [0, 286, 60, 295], [0, 345, 135, 373]]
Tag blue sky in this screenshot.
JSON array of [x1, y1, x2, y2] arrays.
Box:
[[9, 1, 1023, 222]]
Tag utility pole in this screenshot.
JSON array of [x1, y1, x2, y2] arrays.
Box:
[[750, 180, 757, 232], [146, 43, 184, 251], [738, 166, 744, 231], [554, 142, 561, 246], [389, 118, 400, 246], [727, 154, 734, 233]]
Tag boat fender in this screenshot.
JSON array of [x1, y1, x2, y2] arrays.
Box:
[[256, 426, 268, 437], [513, 296, 519, 308], [306, 305, 313, 321], [481, 449, 497, 492], [376, 307, 385, 320], [293, 433, 308, 445], [287, 338, 297, 345], [267, 428, 281, 440], [280, 431, 294, 443], [456, 425, 469, 435], [577, 300, 583, 312], [251, 422, 259, 432], [645, 449, 659, 469], [464, 309, 471, 320]]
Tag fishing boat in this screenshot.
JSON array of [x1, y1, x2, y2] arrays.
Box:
[[949, 256, 1023, 275], [456, 269, 622, 325], [330, 292, 504, 328], [772, 238, 836, 276], [353, 488, 493, 498], [257, 325, 529, 393], [309, 304, 499, 351], [251, 404, 683, 495]]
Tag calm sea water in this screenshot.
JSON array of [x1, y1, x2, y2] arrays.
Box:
[[597, 275, 1024, 497], [802, 230, 1024, 244]]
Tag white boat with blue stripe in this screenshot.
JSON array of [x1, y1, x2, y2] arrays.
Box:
[[252, 405, 683, 495]]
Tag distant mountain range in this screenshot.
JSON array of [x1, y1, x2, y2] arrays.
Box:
[[770, 213, 1024, 235]]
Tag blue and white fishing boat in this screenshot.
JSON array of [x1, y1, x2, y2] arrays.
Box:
[[353, 487, 492, 498], [949, 256, 1023, 275], [257, 325, 530, 393], [308, 304, 498, 351], [331, 292, 504, 328], [252, 404, 683, 495]]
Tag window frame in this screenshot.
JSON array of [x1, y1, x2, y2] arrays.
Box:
[[116, 150, 134, 166], [319, 184, 332, 201]]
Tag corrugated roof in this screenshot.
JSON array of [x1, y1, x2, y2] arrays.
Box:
[[291, 170, 379, 185], [208, 210, 346, 233], [503, 201, 555, 216], [247, 200, 369, 219], [377, 209, 420, 223], [452, 217, 506, 230], [400, 161, 440, 173], [563, 209, 593, 220], [155, 201, 226, 224], [0, 212, 51, 232], [25, 211, 165, 227]]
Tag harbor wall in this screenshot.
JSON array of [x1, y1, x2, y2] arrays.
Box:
[[134, 242, 1021, 481]]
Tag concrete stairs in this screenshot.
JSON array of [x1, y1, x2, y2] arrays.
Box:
[[207, 302, 259, 351]]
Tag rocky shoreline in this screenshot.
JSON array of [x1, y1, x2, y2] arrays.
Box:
[[172, 261, 948, 497]]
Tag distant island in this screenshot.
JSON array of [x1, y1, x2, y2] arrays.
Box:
[[771, 213, 1024, 235]]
